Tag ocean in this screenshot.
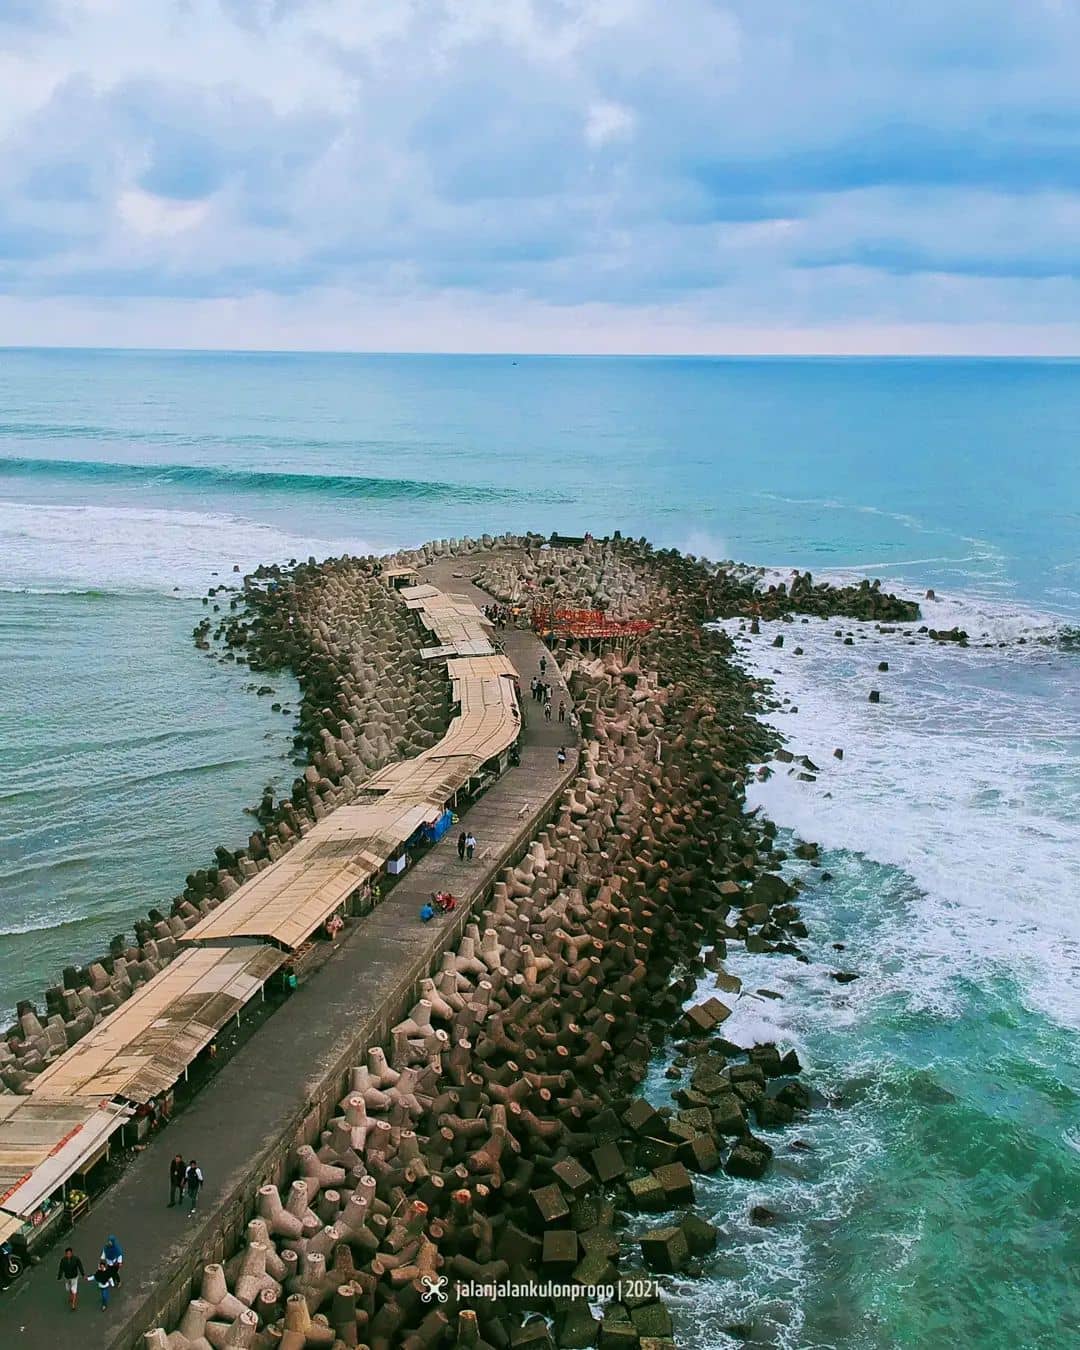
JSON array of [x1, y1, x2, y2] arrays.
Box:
[[1, 349, 1077, 1347]]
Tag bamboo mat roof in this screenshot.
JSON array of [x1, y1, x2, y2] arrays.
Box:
[[400, 586, 496, 657], [183, 587, 519, 948], [0, 1097, 133, 1218], [28, 946, 285, 1105], [182, 798, 439, 947]]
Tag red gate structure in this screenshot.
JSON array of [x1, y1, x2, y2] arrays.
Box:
[[530, 604, 653, 643]]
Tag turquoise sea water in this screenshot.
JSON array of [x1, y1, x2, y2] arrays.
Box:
[[0, 350, 1077, 1346]]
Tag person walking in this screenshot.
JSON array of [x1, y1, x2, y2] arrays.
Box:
[[89, 1259, 115, 1311], [184, 1159, 204, 1216], [539, 655, 546, 676], [544, 701, 552, 722], [169, 1153, 186, 1207], [57, 1247, 85, 1312], [557, 746, 567, 768], [558, 700, 566, 723], [465, 832, 476, 861], [457, 831, 467, 862], [101, 1235, 123, 1286]]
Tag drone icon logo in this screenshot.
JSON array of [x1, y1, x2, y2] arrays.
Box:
[[418, 1274, 449, 1304]]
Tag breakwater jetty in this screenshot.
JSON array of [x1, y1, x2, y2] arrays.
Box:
[[0, 534, 920, 1348]]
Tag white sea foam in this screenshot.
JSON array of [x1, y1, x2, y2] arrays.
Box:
[[0, 499, 381, 596], [716, 583, 1080, 1031]]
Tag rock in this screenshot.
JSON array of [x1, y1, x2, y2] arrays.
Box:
[[754, 1096, 795, 1127], [553, 1157, 593, 1194], [627, 1174, 668, 1212], [591, 1140, 628, 1183], [877, 661, 889, 671], [679, 1130, 720, 1172], [598, 1319, 640, 1349], [639, 1225, 690, 1273], [531, 1183, 570, 1224], [724, 1137, 774, 1180], [652, 1161, 695, 1205], [623, 1098, 664, 1136], [631, 1300, 674, 1338], [513, 1319, 556, 1349], [637, 1135, 681, 1169], [868, 689, 881, 702], [711, 1094, 746, 1136], [831, 971, 859, 984], [680, 1212, 719, 1255], [750, 872, 791, 906], [555, 1299, 600, 1349], [775, 1081, 811, 1111], [749, 1045, 784, 1077], [542, 1228, 579, 1271]]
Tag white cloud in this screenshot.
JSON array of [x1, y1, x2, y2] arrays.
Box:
[[585, 100, 634, 148], [0, 0, 1078, 350], [117, 188, 212, 236]]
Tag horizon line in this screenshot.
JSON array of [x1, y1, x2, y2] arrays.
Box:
[[2, 344, 1079, 361]]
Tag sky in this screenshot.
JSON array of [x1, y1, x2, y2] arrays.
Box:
[[1, 0, 1080, 354]]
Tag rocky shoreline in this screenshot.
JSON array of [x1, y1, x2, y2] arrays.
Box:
[[136, 536, 918, 1350]]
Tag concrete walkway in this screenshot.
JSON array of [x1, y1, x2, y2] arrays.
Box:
[[0, 577, 576, 1348]]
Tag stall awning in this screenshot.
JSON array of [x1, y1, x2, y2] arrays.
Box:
[[29, 945, 285, 1105], [0, 1098, 132, 1217]]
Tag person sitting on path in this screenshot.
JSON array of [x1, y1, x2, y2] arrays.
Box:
[[433, 890, 457, 913], [57, 1247, 86, 1312], [465, 831, 477, 861], [101, 1235, 123, 1286], [169, 1153, 186, 1207], [89, 1259, 115, 1311], [184, 1159, 204, 1215], [420, 901, 436, 922]]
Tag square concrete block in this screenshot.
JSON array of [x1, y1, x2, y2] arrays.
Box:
[[553, 1157, 593, 1194], [639, 1225, 690, 1273]]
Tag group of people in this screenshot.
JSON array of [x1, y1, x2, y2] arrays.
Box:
[[457, 830, 477, 861], [56, 1235, 123, 1312], [482, 603, 512, 629], [530, 676, 576, 729], [420, 891, 457, 922], [169, 1154, 204, 1215]]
